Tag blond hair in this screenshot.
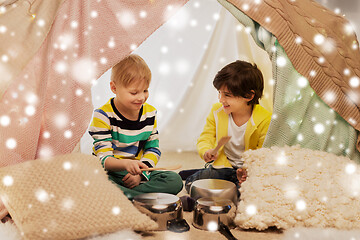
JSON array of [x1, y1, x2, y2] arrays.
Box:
[[111, 54, 151, 86]]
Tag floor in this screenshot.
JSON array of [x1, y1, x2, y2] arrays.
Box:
[[141, 151, 284, 240]]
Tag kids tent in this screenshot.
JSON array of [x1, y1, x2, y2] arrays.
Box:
[[0, 0, 359, 221]]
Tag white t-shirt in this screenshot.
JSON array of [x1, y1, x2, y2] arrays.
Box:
[[224, 114, 247, 168]]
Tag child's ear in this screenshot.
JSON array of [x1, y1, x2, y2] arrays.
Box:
[[110, 81, 116, 94], [246, 90, 255, 101]]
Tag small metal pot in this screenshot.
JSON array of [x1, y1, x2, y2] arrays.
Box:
[[133, 193, 183, 231], [193, 197, 236, 231], [190, 179, 238, 204]]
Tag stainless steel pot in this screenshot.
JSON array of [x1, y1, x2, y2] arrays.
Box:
[[133, 193, 184, 231], [193, 197, 236, 231], [190, 179, 238, 204]]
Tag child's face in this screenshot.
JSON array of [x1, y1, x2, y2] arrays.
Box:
[[111, 78, 149, 114], [218, 85, 252, 115]]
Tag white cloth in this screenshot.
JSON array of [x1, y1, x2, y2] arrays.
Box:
[[224, 114, 247, 168]]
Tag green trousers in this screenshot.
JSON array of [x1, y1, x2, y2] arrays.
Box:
[[108, 170, 183, 199]]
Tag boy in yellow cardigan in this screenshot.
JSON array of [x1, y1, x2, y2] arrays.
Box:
[[185, 60, 272, 192]]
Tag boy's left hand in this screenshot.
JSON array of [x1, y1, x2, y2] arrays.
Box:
[[122, 173, 141, 189]]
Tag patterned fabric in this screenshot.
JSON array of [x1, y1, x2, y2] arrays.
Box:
[[218, 0, 360, 163], [222, 0, 360, 152], [0, 153, 158, 239], [0, 0, 188, 219], [89, 98, 160, 169]]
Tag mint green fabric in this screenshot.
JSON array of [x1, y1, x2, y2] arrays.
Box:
[[218, 0, 360, 163], [108, 170, 183, 199]]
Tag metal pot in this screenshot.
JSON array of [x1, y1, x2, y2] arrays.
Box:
[[133, 193, 185, 231], [193, 197, 236, 231], [190, 179, 239, 204]]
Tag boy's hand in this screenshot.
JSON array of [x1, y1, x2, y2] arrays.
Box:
[[125, 160, 148, 175], [204, 149, 218, 162], [236, 168, 247, 186], [122, 173, 141, 189]]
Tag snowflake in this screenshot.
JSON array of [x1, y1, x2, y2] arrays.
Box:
[[207, 221, 218, 232], [295, 199, 306, 211], [245, 204, 257, 216], [39, 146, 53, 158], [276, 56, 287, 67], [314, 34, 325, 45], [90, 10, 98, 18], [55, 61, 68, 74], [314, 123, 325, 134], [54, 113, 69, 129], [297, 77, 308, 88], [35, 189, 49, 202], [63, 161, 72, 170], [349, 76, 360, 88], [0, 25, 7, 33], [116, 10, 136, 28], [6, 138, 17, 149], [108, 38, 115, 48], [36, 19, 45, 27], [2, 175, 14, 186], [139, 10, 147, 18], [0, 115, 10, 126], [71, 58, 97, 84], [62, 198, 74, 210], [112, 206, 121, 215], [64, 130, 73, 139]]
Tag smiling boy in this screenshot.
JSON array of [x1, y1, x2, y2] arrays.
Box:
[[89, 54, 183, 198], [185, 60, 272, 192]]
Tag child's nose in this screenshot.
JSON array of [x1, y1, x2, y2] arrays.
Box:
[[138, 93, 146, 101]]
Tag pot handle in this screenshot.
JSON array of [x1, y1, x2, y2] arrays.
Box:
[[218, 221, 238, 240], [167, 218, 190, 233]]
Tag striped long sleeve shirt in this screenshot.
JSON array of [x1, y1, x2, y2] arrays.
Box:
[[88, 98, 160, 178]]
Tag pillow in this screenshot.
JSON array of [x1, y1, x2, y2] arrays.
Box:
[[0, 153, 158, 239], [235, 145, 360, 230]]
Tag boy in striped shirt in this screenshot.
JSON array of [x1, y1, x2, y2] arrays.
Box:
[[89, 54, 183, 199]]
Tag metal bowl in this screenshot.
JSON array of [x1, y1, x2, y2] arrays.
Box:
[[193, 197, 236, 231], [189, 179, 238, 204], [133, 193, 183, 231]]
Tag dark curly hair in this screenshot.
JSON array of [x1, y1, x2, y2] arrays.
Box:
[[213, 60, 264, 106]]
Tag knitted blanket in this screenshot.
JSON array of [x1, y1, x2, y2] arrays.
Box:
[[218, 0, 360, 163], [224, 0, 360, 151], [0, 0, 188, 219]]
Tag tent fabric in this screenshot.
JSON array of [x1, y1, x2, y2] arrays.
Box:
[[0, 0, 65, 99], [225, 0, 360, 152], [150, 6, 273, 151], [218, 0, 360, 163], [79, 1, 274, 153], [0, 0, 188, 220]]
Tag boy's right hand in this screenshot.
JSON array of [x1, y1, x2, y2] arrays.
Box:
[[204, 149, 218, 162], [125, 160, 148, 175]]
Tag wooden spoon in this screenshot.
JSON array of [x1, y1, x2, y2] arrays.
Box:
[[213, 136, 231, 153], [144, 164, 182, 171]]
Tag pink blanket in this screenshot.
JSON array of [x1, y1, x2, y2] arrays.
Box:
[[0, 0, 188, 220]]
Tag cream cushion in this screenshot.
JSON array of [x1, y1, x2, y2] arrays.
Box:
[[0, 153, 157, 239]]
